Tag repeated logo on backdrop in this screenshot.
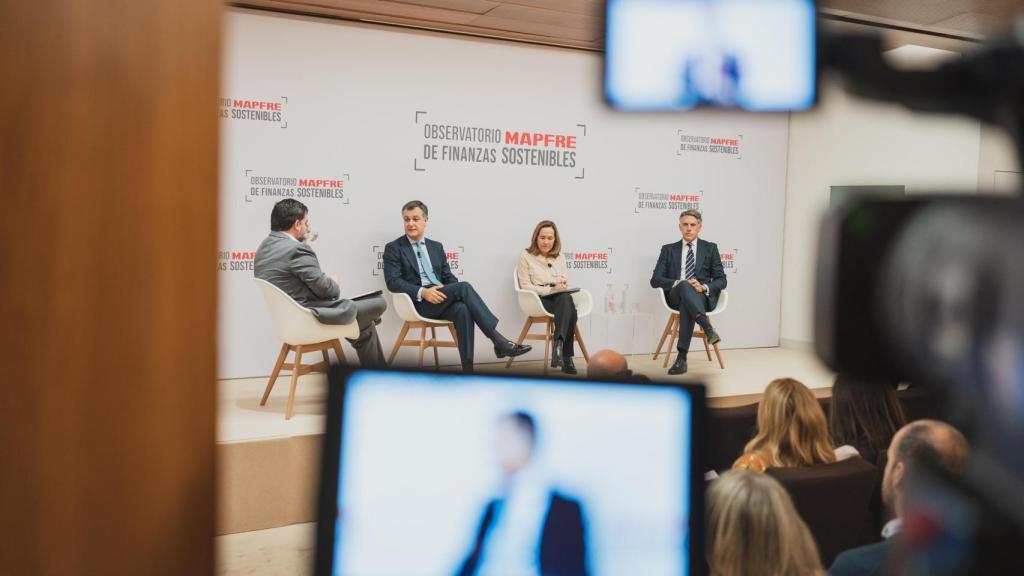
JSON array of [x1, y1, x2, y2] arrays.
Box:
[[220, 96, 289, 128], [243, 170, 350, 204], [720, 248, 740, 274], [218, 249, 256, 273], [563, 248, 613, 275], [634, 187, 703, 213], [414, 111, 587, 179], [677, 130, 742, 159]]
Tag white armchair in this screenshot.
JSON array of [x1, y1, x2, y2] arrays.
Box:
[[386, 291, 459, 369], [507, 269, 593, 373], [254, 278, 359, 419], [652, 287, 728, 369]]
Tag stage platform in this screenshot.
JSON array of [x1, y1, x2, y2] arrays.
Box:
[[217, 345, 834, 539]]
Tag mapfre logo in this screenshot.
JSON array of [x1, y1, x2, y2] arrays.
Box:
[[563, 249, 612, 274], [445, 246, 465, 276], [720, 248, 739, 274], [244, 170, 350, 204], [220, 96, 288, 127], [635, 188, 703, 213], [218, 250, 256, 273], [677, 131, 742, 158]]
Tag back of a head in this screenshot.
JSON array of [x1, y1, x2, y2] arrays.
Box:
[[895, 419, 970, 477], [587, 349, 628, 380], [707, 470, 824, 576], [829, 374, 906, 463], [747, 378, 835, 468]]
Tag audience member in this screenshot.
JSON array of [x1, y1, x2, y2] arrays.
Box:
[[828, 374, 907, 468], [585, 349, 651, 382], [828, 420, 970, 576], [733, 378, 843, 472], [707, 470, 825, 576]]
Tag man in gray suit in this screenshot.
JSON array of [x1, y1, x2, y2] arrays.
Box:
[[254, 199, 387, 367]]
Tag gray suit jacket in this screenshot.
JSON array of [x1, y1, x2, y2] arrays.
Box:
[[254, 231, 357, 325]]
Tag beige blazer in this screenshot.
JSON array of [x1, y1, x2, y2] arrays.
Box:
[[516, 251, 569, 296]]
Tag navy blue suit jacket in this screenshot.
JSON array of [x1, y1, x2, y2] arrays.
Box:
[[828, 540, 892, 576], [457, 491, 588, 576], [382, 235, 458, 299], [649, 238, 727, 310]]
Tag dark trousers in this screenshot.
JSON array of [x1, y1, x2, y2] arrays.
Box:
[[667, 283, 709, 354], [346, 295, 388, 367], [541, 292, 577, 355], [414, 281, 499, 366]]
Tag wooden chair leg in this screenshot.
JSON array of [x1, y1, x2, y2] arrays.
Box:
[[417, 326, 427, 368], [702, 332, 713, 361], [506, 318, 532, 368], [321, 348, 331, 366], [664, 316, 679, 368], [430, 326, 440, 370], [331, 339, 347, 366], [653, 314, 675, 361], [388, 322, 410, 365], [573, 325, 590, 362], [448, 324, 459, 347], [261, 343, 289, 406], [542, 320, 552, 375], [285, 345, 303, 420], [713, 343, 725, 369]]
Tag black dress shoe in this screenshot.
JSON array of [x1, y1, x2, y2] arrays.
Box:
[[495, 340, 532, 359], [561, 356, 577, 375], [551, 339, 564, 368], [705, 329, 721, 346], [668, 355, 688, 375]]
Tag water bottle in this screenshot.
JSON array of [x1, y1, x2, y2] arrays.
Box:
[[604, 284, 615, 314]]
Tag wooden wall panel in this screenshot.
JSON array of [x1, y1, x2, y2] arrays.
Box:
[[0, 1, 220, 574]]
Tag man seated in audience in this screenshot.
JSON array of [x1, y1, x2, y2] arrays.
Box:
[[585, 349, 650, 382], [828, 420, 970, 576]]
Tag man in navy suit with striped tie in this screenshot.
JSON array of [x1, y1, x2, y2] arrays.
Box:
[[650, 209, 727, 375], [383, 200, 531, 373]]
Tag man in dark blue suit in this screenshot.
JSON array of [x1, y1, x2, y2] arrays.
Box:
[[383, 200, 530, 373], [650, 209, 727, 375], [457, 411, 588, 576]]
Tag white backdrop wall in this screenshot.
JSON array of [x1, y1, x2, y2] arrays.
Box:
[[780, 79, 981, 346], [219, 10, 790, 379]]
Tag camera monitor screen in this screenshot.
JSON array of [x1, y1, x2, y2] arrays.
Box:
[[605, 0, 817, 111], [314, 368, 705, 576]]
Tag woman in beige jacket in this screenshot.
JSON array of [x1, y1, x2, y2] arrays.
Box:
[[516, 220, 578, 374]]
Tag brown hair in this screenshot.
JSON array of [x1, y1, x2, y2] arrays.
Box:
[[680, 209, 702, 222], [707, 470, 825, 576], [401, 200, 428, 218], [828, 375, 906, 466], [744, 378, 836, 468], [527, 220, 561, 258]]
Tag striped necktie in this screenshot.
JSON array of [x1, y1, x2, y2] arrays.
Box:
[[684, 242, 695, 280]]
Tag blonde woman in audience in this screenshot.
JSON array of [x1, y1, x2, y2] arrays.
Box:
[[733, 377, 854, 472], [707, 470, 825, 576]]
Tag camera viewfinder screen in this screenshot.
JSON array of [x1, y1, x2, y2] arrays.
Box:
[[331, 371, 696, 575], [605, 0, 816, 111]]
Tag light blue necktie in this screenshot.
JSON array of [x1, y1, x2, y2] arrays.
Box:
[[415, 241, 441, 286]]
